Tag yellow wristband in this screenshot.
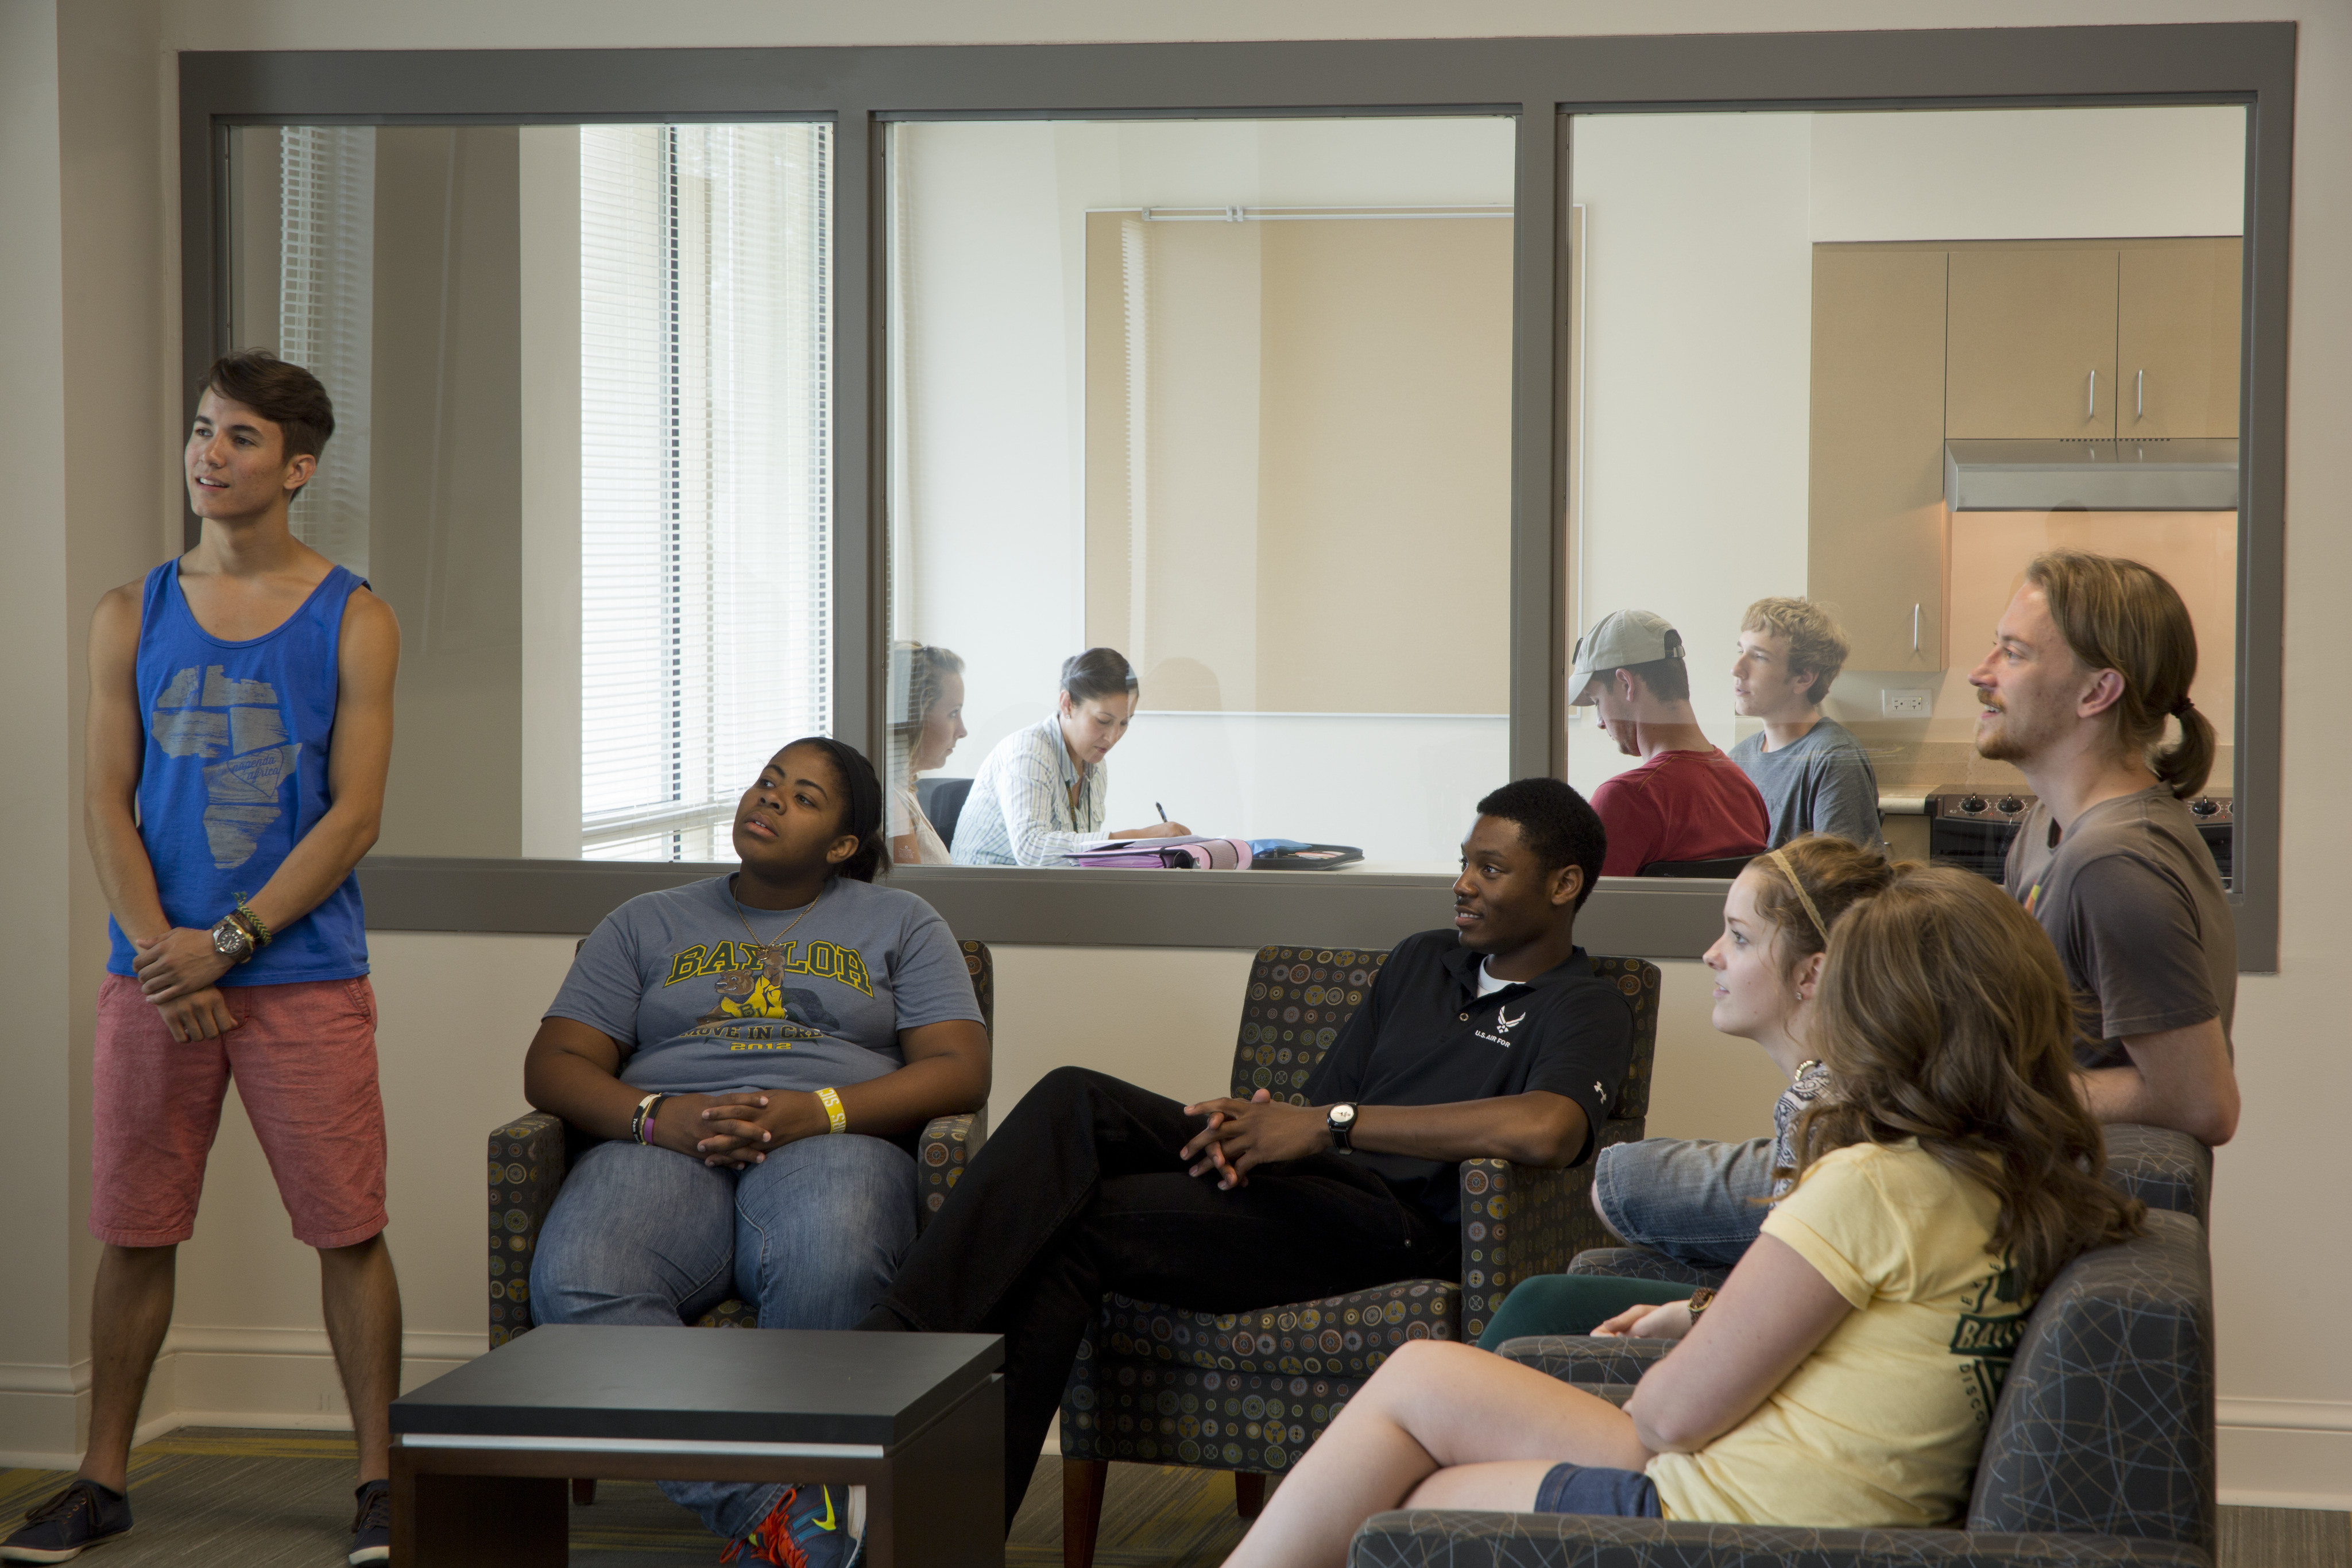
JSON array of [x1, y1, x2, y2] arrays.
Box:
[[817, 1087, 847, 1135]]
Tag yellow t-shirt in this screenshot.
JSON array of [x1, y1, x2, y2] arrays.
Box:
[[1645, 1139, 2032, 1529]]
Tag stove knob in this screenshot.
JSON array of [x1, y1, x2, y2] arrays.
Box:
[[1959, 795, 1987, 815], [1996, 795, 2024, 815], [2191, 798, 2219, 818]]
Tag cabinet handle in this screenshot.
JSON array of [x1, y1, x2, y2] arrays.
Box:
[[2137, 369, 2145, 419], [2087, 369, 2097, 419], [1912, 603, 1921, 656]]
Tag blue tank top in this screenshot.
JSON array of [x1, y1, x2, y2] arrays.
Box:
[[106, 560, 370, 985]]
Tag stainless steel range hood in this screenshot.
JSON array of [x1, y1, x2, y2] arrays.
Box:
[[1944, 439, 2239, 512]]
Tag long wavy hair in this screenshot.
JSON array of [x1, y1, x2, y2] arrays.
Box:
[[1789, 862, 2143, 1295]]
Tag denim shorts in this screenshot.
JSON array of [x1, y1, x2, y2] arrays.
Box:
[[1591, 1135, 1777, 1270], [1533, 1462, 1662, 1518]]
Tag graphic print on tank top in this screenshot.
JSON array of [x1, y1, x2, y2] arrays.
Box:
[[148, 663, 304, 869]]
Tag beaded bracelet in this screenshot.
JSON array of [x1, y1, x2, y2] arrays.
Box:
[[817, 1087, 847, 1135]]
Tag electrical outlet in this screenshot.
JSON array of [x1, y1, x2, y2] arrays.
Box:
[[1882, 688, 1934, 720]]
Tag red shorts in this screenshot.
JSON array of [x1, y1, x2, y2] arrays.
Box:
[[91, 973, 388, 1249]]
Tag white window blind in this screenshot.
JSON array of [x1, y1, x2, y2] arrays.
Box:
[[278, 126, 374, 576], [579, 124, 833, 861]]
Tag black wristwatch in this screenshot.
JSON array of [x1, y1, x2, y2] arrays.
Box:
[[1326, 1102, 1358, 1153]]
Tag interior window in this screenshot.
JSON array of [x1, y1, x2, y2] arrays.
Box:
[[885, 117, 1516, 870], [1564, 106, 2246, 875], [226, 122, 834, 862]]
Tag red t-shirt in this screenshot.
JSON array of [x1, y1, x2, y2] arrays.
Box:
[[1591, 747, 1770, 876]]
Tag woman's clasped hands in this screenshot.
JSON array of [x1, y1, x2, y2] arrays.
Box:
[[644, 1091, 833, 1168]]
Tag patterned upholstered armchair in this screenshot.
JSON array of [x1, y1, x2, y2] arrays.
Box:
[[1564, 1120, 2216, 1294], [1375, 1208, 2216, 1568], [1059, 943, 1662, 1568], [486, 939, 995, 1348]]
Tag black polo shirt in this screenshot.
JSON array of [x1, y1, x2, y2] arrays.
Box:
[[1300, 929, 1635, 1226]]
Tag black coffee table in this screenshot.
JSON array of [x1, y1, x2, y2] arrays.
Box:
[[389, 1325, 1003, 1568]]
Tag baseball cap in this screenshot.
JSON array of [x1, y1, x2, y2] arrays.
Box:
[[1569, 609, 1685, 705]]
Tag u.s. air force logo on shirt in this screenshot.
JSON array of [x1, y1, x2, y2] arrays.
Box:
[[662, 938, 872, 1052]]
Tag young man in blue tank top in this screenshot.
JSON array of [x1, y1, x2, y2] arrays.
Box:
[[3, 355, 404, 1566]]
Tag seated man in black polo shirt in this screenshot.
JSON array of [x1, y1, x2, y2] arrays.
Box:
[[860, 778, 1634, 1527]]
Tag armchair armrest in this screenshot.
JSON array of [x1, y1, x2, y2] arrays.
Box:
[[1492, 1333, 1672, 1387], [1351, 1511, 2215, 1568], [918, 1108, 988, 1230], [1458, 1117, 1640, 1341], [1568, 1246, 1728, 1288], [488, 1111, 569, 1346]]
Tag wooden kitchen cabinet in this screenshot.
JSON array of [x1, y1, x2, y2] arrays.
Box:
[[2119, 238, 2243, 438], [1946, 247, 2120, 440], [1809, 246, 1950, 672]]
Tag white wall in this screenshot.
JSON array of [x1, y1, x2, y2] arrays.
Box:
[[5, 0, 2348, 1509], [1812, 106, 2247, 243]]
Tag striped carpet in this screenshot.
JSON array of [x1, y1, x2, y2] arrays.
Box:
[[0, 1430, 1258, 1567], [1, 1430, 2340, 1567]]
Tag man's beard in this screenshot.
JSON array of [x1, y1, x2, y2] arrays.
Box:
[[1974, 701, 2036, 761]]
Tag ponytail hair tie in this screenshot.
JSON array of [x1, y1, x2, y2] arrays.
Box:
[[2172, 694, 2196, 717]]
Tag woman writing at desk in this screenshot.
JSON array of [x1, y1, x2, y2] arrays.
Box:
[[951, 647, 1191, 866]]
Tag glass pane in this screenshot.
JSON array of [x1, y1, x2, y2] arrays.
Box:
[[225, 122, 833, 861], [887, 117, 1516, 870], [1564, 105, 2245, 880]]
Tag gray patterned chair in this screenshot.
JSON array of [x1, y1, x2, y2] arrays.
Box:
[[485, 938, 995, 1348], [1059, 943, 1662, 1568], [1415, 1207, 2215, 1568], [1564, 1121, 2214, 1294]]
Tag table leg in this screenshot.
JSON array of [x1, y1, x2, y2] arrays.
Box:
[[867, 1373, 1005, 1568], [390, 1448, 567, 1568]]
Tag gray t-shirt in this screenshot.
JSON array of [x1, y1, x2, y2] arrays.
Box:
[[546, 875, 984, 1095], [2003, 786, 2235, 1072], [1728, 719, 1886, 851]]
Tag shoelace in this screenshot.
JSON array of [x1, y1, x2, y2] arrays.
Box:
[[24, 1485, 99, 1526], [351, 1483, 392, 1533], [719, 1485, 813, 1568]]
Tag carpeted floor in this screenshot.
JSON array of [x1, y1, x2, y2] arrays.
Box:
[[0, 1428, 2341, 1567]]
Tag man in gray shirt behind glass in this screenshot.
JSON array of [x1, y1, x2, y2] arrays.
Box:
[[1728, 597, 1886, 850]]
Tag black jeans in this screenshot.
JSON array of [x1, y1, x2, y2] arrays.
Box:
[[863, 1066, 1454, 1526]]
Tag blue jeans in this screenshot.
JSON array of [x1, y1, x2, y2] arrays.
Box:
[[531, 1133, 917, 1541], [1591, 1135, 1775, 1269]]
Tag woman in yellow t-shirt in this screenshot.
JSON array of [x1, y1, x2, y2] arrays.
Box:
[[1221, 864, 2144, 1565]]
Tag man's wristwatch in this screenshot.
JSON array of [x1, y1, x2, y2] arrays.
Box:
[[1326, 1102, 1358, 1153], [1686, 1286, 1718, 1319], [210, 913, 256, 965]]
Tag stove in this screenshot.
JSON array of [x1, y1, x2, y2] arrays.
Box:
[[1926, 786, 2233, 888]]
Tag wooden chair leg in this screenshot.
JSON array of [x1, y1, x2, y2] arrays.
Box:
[[1062, 1458, 1109, 1568], [1234, 1471, 1267, 1519], [571, 1477, 597, 1506]]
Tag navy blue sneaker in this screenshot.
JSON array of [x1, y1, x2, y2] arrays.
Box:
[[721, 1484, 860, 1568], [347, 1478, 390, 1565], [0, 1479, 133, 1563]]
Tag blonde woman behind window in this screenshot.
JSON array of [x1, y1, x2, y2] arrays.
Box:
[[888, 643, 968, 866]]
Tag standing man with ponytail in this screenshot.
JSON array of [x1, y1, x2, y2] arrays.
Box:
[[1969, 549, 2240, 1145]]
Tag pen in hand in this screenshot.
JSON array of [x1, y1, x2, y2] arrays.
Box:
[[1156, 802, 1169, 823]]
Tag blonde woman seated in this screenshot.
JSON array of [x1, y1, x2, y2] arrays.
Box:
[[888, 642, 968, 866], [1221, 862, 2142, 1557]]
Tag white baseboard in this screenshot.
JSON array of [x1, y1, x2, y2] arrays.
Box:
[[0, 1326, 486, 1472], [2218, 1405, 2352, 1511]]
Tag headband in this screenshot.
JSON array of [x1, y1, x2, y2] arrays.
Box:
[[1766, 847, 1831, 944]]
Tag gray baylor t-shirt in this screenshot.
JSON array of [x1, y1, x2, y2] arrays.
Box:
[[1728, 718, 1886, 851], [546, 875, 984, 1095], [2004, 786, 2235, 1071]]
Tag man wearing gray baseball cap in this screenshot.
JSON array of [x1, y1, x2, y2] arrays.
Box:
[[1570, 609, 1768, 876]]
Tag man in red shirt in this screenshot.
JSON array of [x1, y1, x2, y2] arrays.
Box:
[[1571, 609, 1769, 876]]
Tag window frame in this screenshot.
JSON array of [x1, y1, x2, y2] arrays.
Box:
[[180, 25, 2293, 966]]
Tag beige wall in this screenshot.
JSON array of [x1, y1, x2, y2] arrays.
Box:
[[3, 0, 2347, 1508]]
